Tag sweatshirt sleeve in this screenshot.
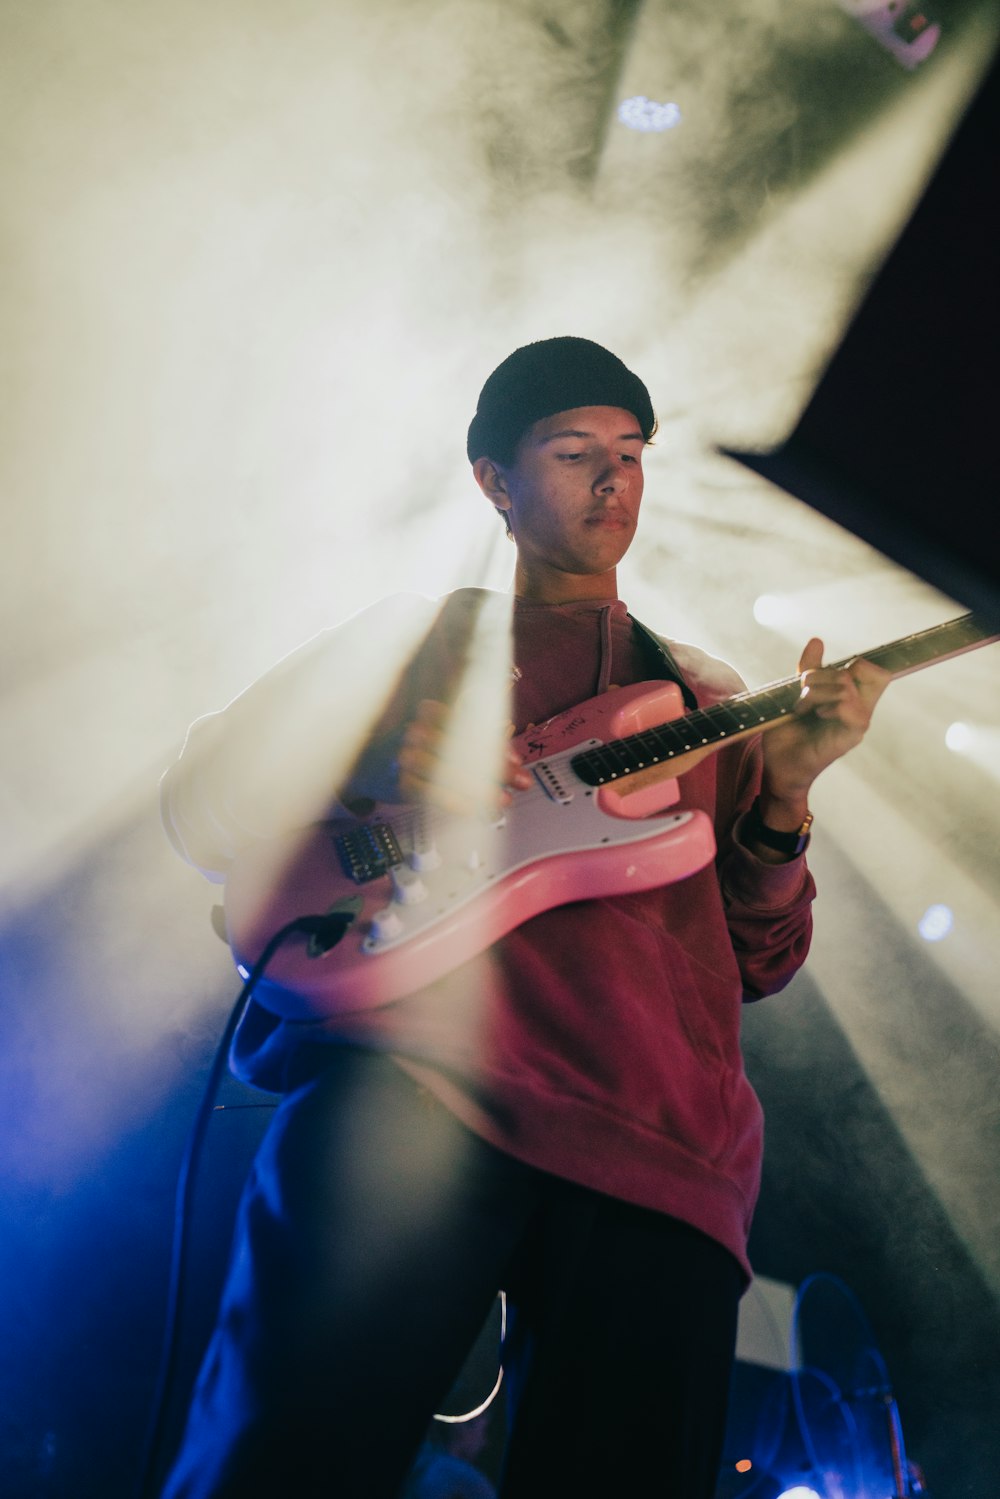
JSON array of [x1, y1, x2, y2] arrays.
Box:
[[716, 737, 816, 1000], [665, 637, 816, 1002], [159, 592, 438, 880]]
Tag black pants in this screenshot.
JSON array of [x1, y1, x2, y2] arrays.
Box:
[[160, 1049, 743, 1498]]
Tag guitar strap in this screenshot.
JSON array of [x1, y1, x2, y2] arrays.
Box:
[[627, 615, 700, 712]]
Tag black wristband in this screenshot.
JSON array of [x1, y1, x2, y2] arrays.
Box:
[[744, 796, 813, 856]]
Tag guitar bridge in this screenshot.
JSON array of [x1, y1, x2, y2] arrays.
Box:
[[335, 822, 404, 884]]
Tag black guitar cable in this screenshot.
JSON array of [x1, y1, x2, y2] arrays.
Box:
[[133, 913, 350, 1499]]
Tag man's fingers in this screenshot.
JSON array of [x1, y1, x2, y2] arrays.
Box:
[[845, 656, 892, 705], [413, 698, 450, 729], [766, 641, 892, 793], [796, 637, 825, 675], [398, 700, 531, 810], [505, 745, 533, 790], [396, 740, 439, 782], [794, 652, 891, 726]]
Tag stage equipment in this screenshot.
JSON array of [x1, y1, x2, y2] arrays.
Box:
[[718, 1273, 915, 1498]]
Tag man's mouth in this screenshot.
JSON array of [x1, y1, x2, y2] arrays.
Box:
[[585, 513, 630, 529]]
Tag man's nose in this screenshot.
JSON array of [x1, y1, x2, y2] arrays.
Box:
[[594, 457, 628, 494]]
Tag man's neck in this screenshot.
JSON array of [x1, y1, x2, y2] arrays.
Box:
[[513, 561, 620, 605]]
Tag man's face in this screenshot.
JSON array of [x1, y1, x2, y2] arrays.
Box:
[[491, 405, 646, 598]]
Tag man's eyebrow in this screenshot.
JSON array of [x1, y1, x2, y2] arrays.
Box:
[[539, 428, 645, 444]]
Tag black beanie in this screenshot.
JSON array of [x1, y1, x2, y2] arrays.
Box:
[[466, 336, 656, 464]]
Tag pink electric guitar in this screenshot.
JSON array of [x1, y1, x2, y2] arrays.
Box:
[[224, 614, 997, 1020]]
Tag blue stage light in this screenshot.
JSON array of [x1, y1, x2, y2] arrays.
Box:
[[617, 96, 682, 132], [918, 903, 953, 941]]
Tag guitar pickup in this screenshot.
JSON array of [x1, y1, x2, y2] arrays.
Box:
[[335, 822, 404, 883], [532, 757, 575, 805]]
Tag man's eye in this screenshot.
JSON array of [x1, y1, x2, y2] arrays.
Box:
[[557, 452, 584, 461]]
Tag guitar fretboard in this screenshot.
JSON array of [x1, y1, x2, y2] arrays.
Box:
[[570, 613, 998, 788]]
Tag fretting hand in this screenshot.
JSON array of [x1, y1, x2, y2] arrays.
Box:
[[760, 638, 890, 819]]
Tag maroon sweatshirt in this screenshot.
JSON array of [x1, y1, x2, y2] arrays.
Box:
[[162, 590, 814, 1279]]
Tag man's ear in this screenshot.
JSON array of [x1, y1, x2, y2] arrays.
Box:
[[472, 456, 511, 514]]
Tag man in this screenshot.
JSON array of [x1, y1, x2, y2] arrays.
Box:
[[159, 337, 887, 1498]]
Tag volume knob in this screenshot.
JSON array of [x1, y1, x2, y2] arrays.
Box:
[[390, 865, 427, 905], [409, 844, 441, 873], [368, 906, 405, 944]]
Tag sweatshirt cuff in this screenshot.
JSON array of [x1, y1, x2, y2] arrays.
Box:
[[722, 812, 812, 910]]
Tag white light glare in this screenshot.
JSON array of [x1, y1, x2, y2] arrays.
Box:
[[776, 1488, 823, 1499], [918, 904, 953, 942], [753, 593, 794, 629], [945, 721, 973, 753], [617, 96, 682, 132]]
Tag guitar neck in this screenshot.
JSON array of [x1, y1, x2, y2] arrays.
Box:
[[571, 613, 1000, 789]]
